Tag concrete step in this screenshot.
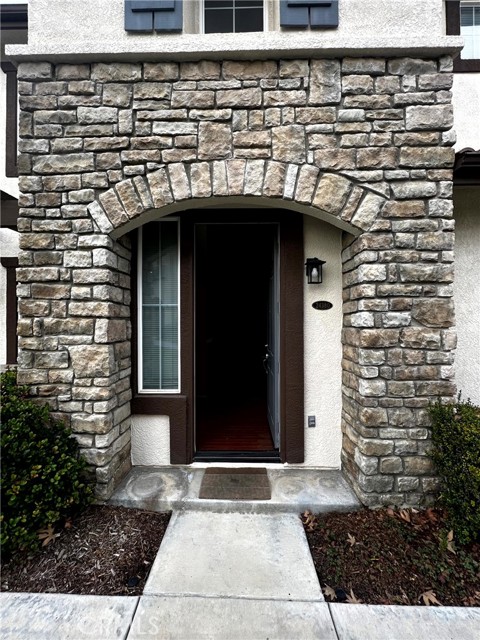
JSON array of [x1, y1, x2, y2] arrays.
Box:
[[109, 466, 360, 514]]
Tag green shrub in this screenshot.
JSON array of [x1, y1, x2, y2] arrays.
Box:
[[429, 397, 480, 545], [1, 370, 93, 556]]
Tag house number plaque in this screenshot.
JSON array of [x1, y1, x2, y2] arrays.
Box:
[[312, 301, 333, 311]]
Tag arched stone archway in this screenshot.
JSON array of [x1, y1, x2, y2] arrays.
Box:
[[87, 160, 386, 238]]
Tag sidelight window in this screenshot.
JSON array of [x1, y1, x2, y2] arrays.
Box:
[[138, 220, 180, 393]]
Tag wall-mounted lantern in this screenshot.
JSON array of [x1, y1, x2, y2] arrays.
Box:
[[305, 257, 326, 284]]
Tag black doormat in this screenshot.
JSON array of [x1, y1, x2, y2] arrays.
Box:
[[198, 468, 271, 500]]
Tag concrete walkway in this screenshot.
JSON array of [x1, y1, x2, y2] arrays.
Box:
[[1, 469, 479, 639]]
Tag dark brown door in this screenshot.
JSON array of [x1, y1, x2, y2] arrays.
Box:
[[194, 223, 278, 458]]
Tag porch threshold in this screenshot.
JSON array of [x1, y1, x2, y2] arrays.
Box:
[[194, 451, 281, 464], [108, 466, 360, 515]]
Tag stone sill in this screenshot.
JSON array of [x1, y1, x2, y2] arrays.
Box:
[[6, 35, 463, 63]]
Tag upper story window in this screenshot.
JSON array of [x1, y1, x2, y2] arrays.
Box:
[[204, 0, 264, 34], [446, 0, 480, 72], [460, 2, 480, 58]]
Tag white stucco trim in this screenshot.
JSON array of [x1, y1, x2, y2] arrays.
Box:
[[0, 228, 19, 366], [6, 35, 463, 62]]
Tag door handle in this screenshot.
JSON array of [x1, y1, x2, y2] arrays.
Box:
[[263, 353, 269, 373]]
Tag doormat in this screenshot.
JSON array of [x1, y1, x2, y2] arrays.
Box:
[[198, 468, 271, 501]]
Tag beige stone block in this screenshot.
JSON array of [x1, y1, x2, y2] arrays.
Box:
[[147, 168, 173, 208], [399, 146, 455, 168], [295, 107, 336, 124], [223, 60, 277, 79], [351, 193, 385, 231], [233, 131, 271, 147], [264, 90, 306, 107], [279, 59, 309, 78], [181, 60, 221, 80], [91, 63, 141, 82], [312, 173, 351, 216], [309, 60, 341, 105], [262, 161, 286, 198], [69, 344, 115, 378], [72, 412, 114, 434], [212, 161, 228, 196], [314, 149, 356, 170], [168, 163, 191, 201], [144, 62, 179, 81], [295, 165, 320, 204], [171, 91, 214, 109], [283, 164, 299, 199], [405, 105, 453, 131], [217, 88, 262, 108], [198, 122, 232, 160], [244, 160, 265, 196], [95, 319, 127, 344], [271, 125, 306, 163], [411, 298, 454, 328], [115, 180, 144, 218], [190, 162, 212, 199], [99, 190, 128, 228], [226, 159, 246, 195], [133, 176, 154, 210]]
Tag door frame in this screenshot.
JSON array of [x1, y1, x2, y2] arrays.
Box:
[[132, 208, 304, 464]]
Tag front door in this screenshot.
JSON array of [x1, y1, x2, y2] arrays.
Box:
[[194, 222, 280, 459]]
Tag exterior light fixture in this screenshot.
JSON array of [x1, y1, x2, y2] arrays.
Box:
[[305, 257, 325, 284]]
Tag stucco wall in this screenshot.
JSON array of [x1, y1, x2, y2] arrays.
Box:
[[8, 0, 460, 61], [452, 74, 480, 151], [0, 228, 19, 366], [131, 415, 171, 466], [454, 187, 480, 405], [303, 216, 343, 467]]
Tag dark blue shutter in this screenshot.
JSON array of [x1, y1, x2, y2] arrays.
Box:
[[280, 0, 338, 29], [310, 0, 338, 28], [280, 0, 309, 28], [125, 0, 154, 31], [154, 0, 183, 32], [125, 0, 182, 32]]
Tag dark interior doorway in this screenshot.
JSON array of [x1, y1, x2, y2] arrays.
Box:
[[194, 223, 279, 458]]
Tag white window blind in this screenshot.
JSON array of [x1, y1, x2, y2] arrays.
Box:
[[140, 221, 179, 392], [461, 3, 480, 59]]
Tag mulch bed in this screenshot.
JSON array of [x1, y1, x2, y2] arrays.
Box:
[[1, 505, 170, 596], [303, 507, 480, 607]]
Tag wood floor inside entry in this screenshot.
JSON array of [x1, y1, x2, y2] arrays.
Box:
[[196, 398, 275, 452]]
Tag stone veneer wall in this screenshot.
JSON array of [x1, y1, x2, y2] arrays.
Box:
[[16, 56, 456, 503]]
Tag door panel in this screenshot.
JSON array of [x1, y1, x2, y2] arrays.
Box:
[[266, 228, 280, 448]]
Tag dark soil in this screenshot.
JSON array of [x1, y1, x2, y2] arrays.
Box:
[[1, 505, 170, 596], [303, 508, 480, 607]]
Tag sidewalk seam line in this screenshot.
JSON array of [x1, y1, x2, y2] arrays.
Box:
[[328, 602, 341, 640], [124, 595, 141, 640]]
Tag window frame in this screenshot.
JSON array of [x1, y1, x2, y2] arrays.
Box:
[[446, 0, 480, 72], [137, 218, 181, 395], [200, 0, 268, 34]]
